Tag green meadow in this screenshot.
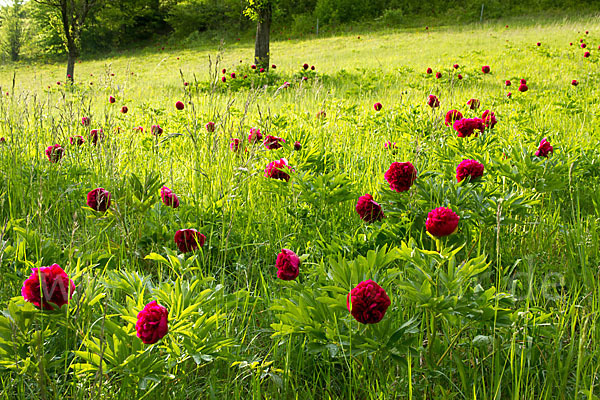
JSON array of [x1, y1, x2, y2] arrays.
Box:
[[1, 13, 600, 399]]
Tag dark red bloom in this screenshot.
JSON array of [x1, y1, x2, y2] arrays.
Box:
[[384, 162, 416, 192], [537, 42, 541, 46], [251, 64, 257, 69], [175, 101, 184, 110], [272, 64, 276, 69], [45, 144, 64, 163], [136, 301, 168, 344], [426, 207, 460, 237], [467, 98, 480, 110], [275, 249, 300, 280], [535, 138, 553, 157], [584, 51, 591, 58], [373, 102, 383, 111], [453, 64, 459, 69], [518, 83, 528, 92], [426, 67, 433, 74], [221, 68, 226, 74], [230, 138, 241, 152], [427, 95, 440, 108], [507, 92, 512, 98], [311, 65, 315, 71], [90, 129, 103, 146], [151, 125, 163, 136], [453, 118, 485, 138], [81, 117, 91, 127], [456, 159, 484, 182], [109, 96, 115, 103], [259, 68, 265, 73], [248, 127, 263, 143], [230, 72, 236, 79], [264, 158, 292, 181], [356, 194, 384, 223], [346, 280, 391, 324], [263, 135, 285, 150], [174, 229, 206, 253], [481, 110, 497, 128], [435, 72, 442, 79], [205, 122, 215, 132], [581, 43, 587, 48], [481, 65, 491, 73], [572, 79, 579, 86], [160, 186, 180, 208], [21, 264, 75, 310], [70, 136, 84, 146], [121, 106, 128, 114], [294, 141, 302, 150], [457, 74, 463, 80], [444, 109, 463, 126], [87, 188, 111, 212], [0, 137, 5, 144], [520, 79, 527, 84], [303, 63, 309, 70], [221, 77, 226, 83], [505, 80, 511, 86]]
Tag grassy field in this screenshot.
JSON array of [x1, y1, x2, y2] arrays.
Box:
[[1, 13, 600, 399]]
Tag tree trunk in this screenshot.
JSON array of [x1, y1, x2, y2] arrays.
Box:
[[254, 3, 271, 70], [66, 42, 78, 82]]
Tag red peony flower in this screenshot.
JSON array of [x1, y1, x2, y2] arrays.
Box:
[[272, 64, 276, 69], [263, 135, 285, 150], [205, 122, 215, 132], [356, 194, 384, 223], [259, 68, 265, 73], [444, 109, 463, 126], [467, 98, 480, 110], [427, 95, 440, 108], [136, 301, 168, 344], [251, 64, 257, 69], [426, 67, 433, 74], [275, 248, 300, 280], [303, 63, 309, 70], [221, 68, 226, 74], [174, 229, 206, 253], [456, 159, 484, 182], [311, 65, 315, 71], [347, 280, 391, 324], [518, 83, 528, 92], [520, 79, 527, 84], [90, 129, 103, 146], [453, 64, 459, 69], [453, 118, 485, 138], [230, 72, 236, 79], [109, 96, 115, 103], [584, 51, 591, 58], [505, 80, 511, 86], [45, 144, 64, 163], [426, 207, 460, 237], [373, 102, 383, 111], [121, 106, 128, 114], [457, 74, 463, 80], [294, 141, 302, 150], [537, 42, 541, 46], [572, 79, 579, 86], [0, 137, 5, 144], [87, 188, 111, 212], [22, 264, 75, 310], [435, 72, 442, 79], [535, 138, 553, 157], [481, 110, 497, 128], [248, 127, 263, 143], [384, 162, 417, 192], [481, 65, 491, 73], [175, 101, 184, 110], [221, 77, 226, 83], [507, 92, 512, 98], [81, 117, 91, 127], [160, 186, 180, 208], [264, 158, 292, 181], [230, 138, 241, 152], [70, 136, 84, 146], [151, 125, 163, 136], [581, 43, 587, 48]]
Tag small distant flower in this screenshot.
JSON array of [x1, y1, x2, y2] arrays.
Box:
[[248, 127, 263, 143], [87, 188, 111, 212], [90, 129, 103, 146], [151, 125, 163, 136], [505, 80, 511, 86], [174, 229, 206, 253], [444, 110, 463, 126], [586, 30, 589, 34], [281, 81, 291, 89], [244, 75, 248, 79], [581, 43, 587, 48], [109, 96, 115, 103], [426, 67, 433, 74], [481, 110, 497, 128], [435, 72, 442, 79], [175, 101, 184, 110], [160, 186, 180, 208], [21, 264, 75, 310], [572, 79, 579, 86], [481, 65, 491, 74], [251, 64, 257, 69], [535, 138, 553, 158], [46, 144, 64, 163], [294, 141, 302, 150], [570, 42, 573, 46], [427, 94, 440, 108], [205, 122, 215, 132], [230, 138, 241, 152], [373, 102, 383, 111], [264, 135, 285, 150], [136, 301, 168, 344], [57, 81, 61, 85], [0, 137, 5, 144], [221, 77, 227, 83], [272, 64, 276, 69], [311, 65, 315, 71], [520, 79, 527, 84], [221, 68, 226, 74], [467, 98, 480, 110], [303, 63, 309, 70], [81, 117, 91, 127], [453, 118, 485, 138], [356, 194, 384, 223], [518, 83, 528, 92], [301, 76, 308, 81], [457, 74, 463, 80], [384, 162, 417, 192], [275, 249, 300, 280], [453, 64, 459, 69], [184, 82, 189, 86], [537, 42, 541, 46], [456, 159, 484, 182], [264, 158, 292, 181], [507, 92, 512, 98], [70, 136, 84, 146], [259, 68, 265, 73], [347, 280, 391, 324], [121, 106, 128, 114], [426, 207, 460, 237], [316, 110, 326, 119], [230, 72, 236, 79], [584, 51, 591, 58]]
